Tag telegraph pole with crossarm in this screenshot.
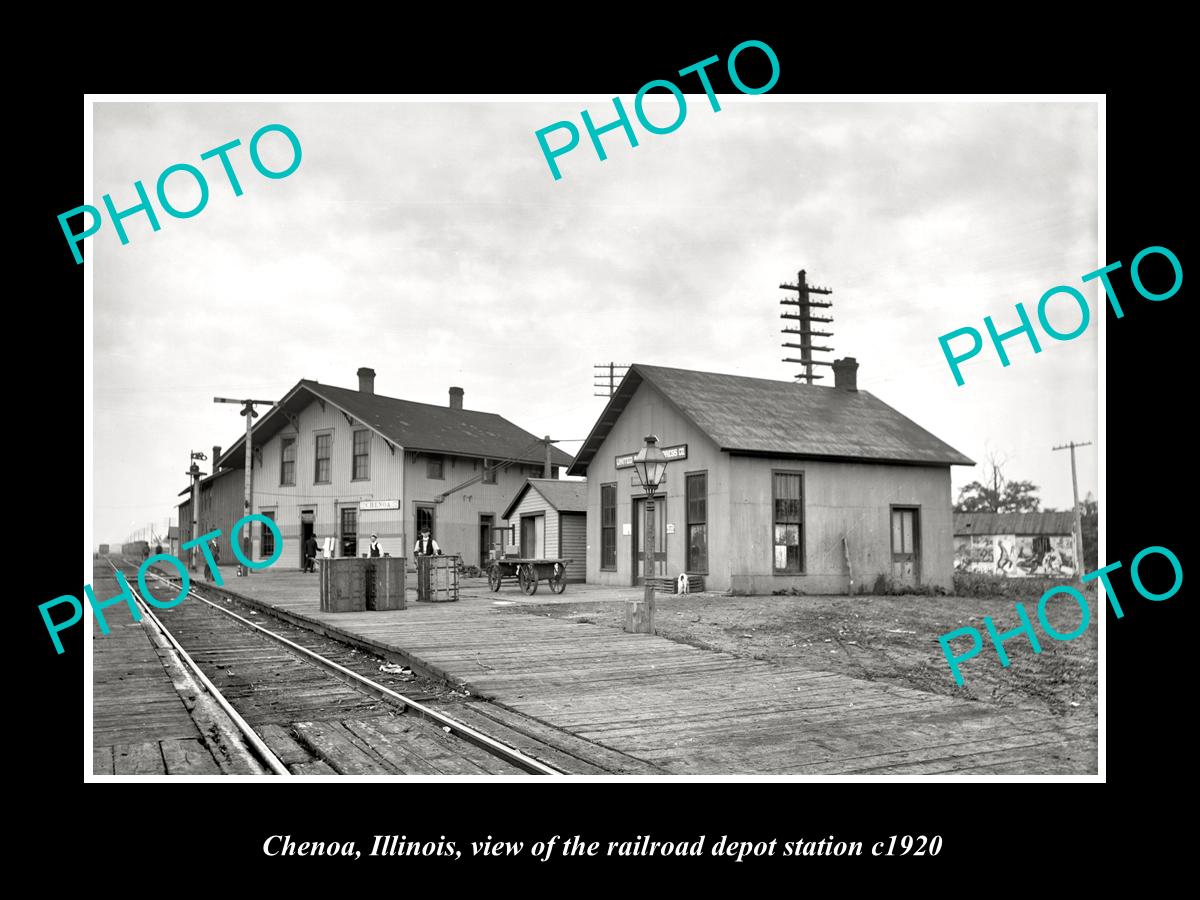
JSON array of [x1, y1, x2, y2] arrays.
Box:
[[779, 269, 835, 384], [1052, 440, 1093, 573], [214, 397, 276, 574]]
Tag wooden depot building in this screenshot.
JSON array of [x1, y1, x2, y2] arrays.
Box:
[[567, 360, 974, 594], [179, 368, 573, 570]]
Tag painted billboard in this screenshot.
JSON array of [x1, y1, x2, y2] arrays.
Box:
[[953, 533, 1075, 577]]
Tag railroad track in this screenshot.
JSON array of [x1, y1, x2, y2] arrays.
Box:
[[104, 559, 562, 776]]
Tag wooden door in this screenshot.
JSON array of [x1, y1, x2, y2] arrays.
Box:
[[891, 507, 920, 587], [520, 515, 544, 558], [632, 496, 667, 584], [479, 515, 494, 566], [300, 511, 314, 569]]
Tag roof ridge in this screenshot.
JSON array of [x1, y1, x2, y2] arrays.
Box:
[[309, 381, 505, 418], [635, 362, 833, 390]]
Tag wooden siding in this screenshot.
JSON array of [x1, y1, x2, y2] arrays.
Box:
[[558, 513, 587, 582], [403, 453, 534, 568], [251, 398, 406, 566], [178, 471, 243, 565], [727, 456, 954, 593], [506, 486, 558, 560], [583, 380, 730, 588]]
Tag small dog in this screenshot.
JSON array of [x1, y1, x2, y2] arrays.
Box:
[[677, 573, 690, 595]]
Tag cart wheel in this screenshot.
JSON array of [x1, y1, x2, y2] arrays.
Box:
[[519, 564, 538, 595], [488, 565, 502, 592], [549, 563, 567, 594]]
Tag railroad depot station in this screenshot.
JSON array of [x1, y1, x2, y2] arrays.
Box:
[[98, 360, 1100, 777], [180, 360, 973, 593]]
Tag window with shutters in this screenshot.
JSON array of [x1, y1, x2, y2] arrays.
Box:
[[600, 483, 617, 570], [772, 471, 804, 573], [686, 471, 708, 574]]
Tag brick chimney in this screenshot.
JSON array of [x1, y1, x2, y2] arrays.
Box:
[[449, 386, 464, 410], [213, 446, 221, 469], [832, 357, 859, 392], [357, 367, 376, 394]]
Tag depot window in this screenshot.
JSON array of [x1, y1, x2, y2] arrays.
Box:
[[600, 483, 617, 570], [280, 437, 296, 486], [772, 470, 804, 574], [314, 433, 332, 484], [427, 455, 444, 480], [352, 429, 369, 481]]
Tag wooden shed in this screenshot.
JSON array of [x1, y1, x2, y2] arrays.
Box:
[[502, 479, 588, 583]]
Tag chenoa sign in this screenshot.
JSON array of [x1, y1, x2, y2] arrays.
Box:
[[616, 443, 687, 469], [360, 499, 400, 510]]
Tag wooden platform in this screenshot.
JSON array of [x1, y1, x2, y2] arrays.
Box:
[[92, 613, 222, 776], [213, 570, 1095, 774]]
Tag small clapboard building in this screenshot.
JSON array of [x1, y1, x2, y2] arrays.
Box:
[[179, 368, 572, 570], [567, 361, 974, 594], [501, 479, 588, 582]]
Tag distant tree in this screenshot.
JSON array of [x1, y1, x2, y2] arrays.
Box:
[[954, 451, 1042, 514]]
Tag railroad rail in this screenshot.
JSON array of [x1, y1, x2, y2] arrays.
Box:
[[105, 559, 562, 776]]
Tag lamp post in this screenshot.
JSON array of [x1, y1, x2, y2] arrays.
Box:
[[630, 434, 668, 633]]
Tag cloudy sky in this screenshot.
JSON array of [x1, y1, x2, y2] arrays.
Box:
[[90, 99, 1098, 545]]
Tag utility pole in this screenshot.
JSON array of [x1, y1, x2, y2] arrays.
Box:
[[594, 362, 631, 398], [214, 397, 276, 574], [1052, 440, 1093, 572], [779, 269, 835, 384]]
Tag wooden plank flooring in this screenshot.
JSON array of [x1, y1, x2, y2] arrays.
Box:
[[92, 614, 223, 775], [215, 571, 1096, 774]]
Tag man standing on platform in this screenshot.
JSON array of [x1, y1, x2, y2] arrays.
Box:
[[413, 526, 441, 557], [368, 533, 383, 557], [304, 534, 318, 573]]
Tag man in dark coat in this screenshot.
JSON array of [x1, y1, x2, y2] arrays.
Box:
[[304, 534, 318, 572]]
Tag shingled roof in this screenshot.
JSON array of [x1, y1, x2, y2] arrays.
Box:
[[502, 478, 589, 520], [568, 363, 973, 476], [217, 379, 573, 471]]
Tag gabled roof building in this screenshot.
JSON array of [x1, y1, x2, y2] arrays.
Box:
[[567, 360, 973, 594], [501, 478, 589, 582], [180, 368, 572, 570]]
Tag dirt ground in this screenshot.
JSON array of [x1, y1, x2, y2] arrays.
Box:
[[505, 590, 1098, 721]]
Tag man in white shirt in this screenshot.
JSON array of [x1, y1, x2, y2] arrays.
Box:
[[413, 527, 441, 557]]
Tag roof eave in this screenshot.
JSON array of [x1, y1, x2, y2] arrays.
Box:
[[724, 447, 973, 467]]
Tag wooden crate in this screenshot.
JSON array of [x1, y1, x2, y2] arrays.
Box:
[[320, 558, 368, 613], [645, 574, 706, 594], [417, 555, 460, 602], [367, 557, 406, 611]]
